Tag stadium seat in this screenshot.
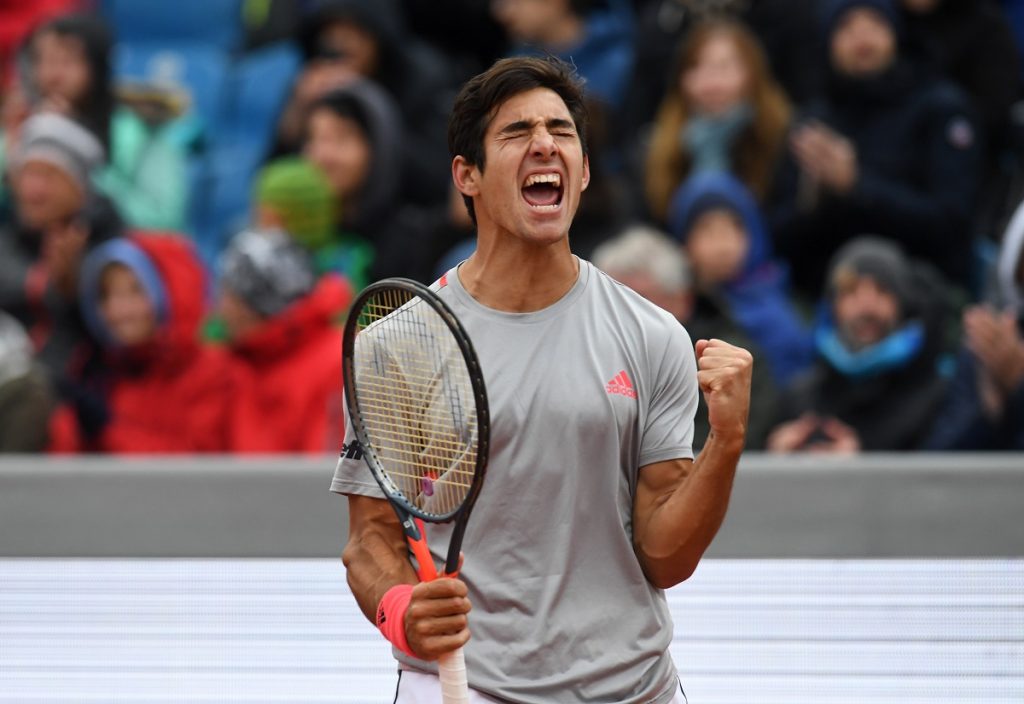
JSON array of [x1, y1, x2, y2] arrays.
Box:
[[113, 41, 232, 139], [99, 0, 243, 50]]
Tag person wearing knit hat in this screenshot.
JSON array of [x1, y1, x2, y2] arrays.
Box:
[[824, 0, 902, 40], [219, 227, 317, 322], [769, 0, 981, 299], [0, 110, 124, 381], [14, 112, 105, 194], [252, 157, 372, 289], [254, 158, 336, 251], [217, 227, 353, 453], [766, 235, 951, 453]]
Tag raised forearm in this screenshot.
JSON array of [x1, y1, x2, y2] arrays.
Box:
[[637, 432, 742, 588]]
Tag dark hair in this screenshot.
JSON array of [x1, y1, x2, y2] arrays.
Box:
[[310, 89, 373, 140], [447, 56, 589, 223], [29, 14, 115, 153]]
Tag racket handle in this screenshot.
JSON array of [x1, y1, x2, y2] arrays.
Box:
[[438, 647, 469, 704]]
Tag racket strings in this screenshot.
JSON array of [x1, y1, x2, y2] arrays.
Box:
[[353, 290, 479, 518]]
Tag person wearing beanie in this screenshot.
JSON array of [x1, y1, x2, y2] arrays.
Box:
[[924, 197, 1024, 450], [0, 111, 124, 381], [668, 172, 815, 387], [218, 227, 353, 453], [766, 236, 952, 452], [254, 156, 373, 289], [768, 0, 982, 299], [0, 311, 53, 452], [48, 235, 235, 453]]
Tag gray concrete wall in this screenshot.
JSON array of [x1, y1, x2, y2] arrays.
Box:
[[1, 454, 1021, 557]]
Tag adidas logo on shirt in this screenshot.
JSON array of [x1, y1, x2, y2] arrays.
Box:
[[340, 440, 364, 460], [605, 370, 637, 399]]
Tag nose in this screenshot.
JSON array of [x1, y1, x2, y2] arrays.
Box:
[[530, 128, 557, 159]]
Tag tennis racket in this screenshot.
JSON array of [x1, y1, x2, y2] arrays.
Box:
[[342, 277, 489, 704]]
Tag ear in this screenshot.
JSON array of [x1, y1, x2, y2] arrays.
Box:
[[452, 156, 481, 198], [580, 153, 591, 193]]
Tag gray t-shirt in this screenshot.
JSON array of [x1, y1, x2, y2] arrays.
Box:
[[332, 259, 699, 703]]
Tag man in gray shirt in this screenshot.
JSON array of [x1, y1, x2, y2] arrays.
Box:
[[334, 56, 752, 703]]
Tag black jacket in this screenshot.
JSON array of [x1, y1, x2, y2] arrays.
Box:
[[770, 60, 982, 296]]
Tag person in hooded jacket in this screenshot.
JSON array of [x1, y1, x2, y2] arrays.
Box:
[[274, 0, 455, 206], [767, 237, 952, 453], [923, 198, 1024, 450], [668, 171, 815, 387], [769, 0, 983, 298], [304, 81, 430, 281], [49, 234, 234, 453], [217, 227, 351, 453]]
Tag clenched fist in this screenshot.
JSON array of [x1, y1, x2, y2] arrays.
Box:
[[696, 338, 753, 445], [405, 577, 472, 660]]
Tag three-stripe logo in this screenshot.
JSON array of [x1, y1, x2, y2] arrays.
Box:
[[605, 370, 637, 399]]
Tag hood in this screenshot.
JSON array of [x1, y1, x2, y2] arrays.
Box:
[[667, 171, 772, 277], [231, 274, 351, 363], [299, 0, 405, 62], [319, 79, 403, 233], [997, 198, 1024, 316], [80, 234, 209, 359]]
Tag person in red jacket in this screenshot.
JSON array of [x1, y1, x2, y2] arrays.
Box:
[[50, 234, 234, 452], [218, 227, 352, 453]]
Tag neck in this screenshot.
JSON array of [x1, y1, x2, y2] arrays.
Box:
[[457, 232, 579, 313]]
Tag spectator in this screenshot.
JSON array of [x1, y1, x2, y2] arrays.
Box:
[[900, 0, 1019, 157], [0, 0, 79, 88], [304, 81, 421, 281], [0, 311, 53, 452], [592, 223, 777, 449], [49, 235, 234, 452], [623, 0, 822, 142], [924, 198, 1024, 450], [767, 237, 951, 453], [254, 156, 373, 290], [0, 112, 121, 379], [770, 0, 982, 296], [644, 18, 791, 222], [274, 0, 455, 205], [491, 0, 634, 108], [218, 228, 351, 453], [15, 13, 189, 231], [667, 171, 815, 387]]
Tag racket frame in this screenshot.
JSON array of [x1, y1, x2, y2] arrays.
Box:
[[342, 277, 490, 577]]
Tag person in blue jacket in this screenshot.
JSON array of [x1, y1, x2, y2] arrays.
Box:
[[668, 171, 814, 387]]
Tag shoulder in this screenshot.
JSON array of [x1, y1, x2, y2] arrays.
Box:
[[585, 262, 694, 349]]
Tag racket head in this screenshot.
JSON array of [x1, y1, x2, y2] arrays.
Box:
[[342, 278, 489, 525]]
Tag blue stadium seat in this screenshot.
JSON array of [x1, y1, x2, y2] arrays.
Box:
[[99, 0, 243, 50], [113, 42, 231, 139], [220, 42, 300, 157]]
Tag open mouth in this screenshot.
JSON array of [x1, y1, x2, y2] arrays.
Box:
[[521, 172, 563, 211]]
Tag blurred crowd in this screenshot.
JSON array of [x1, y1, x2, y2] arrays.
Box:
[[1, 0, 1023, 454]]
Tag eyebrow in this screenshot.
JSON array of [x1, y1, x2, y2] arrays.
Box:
[[496, 118, 576, 136]]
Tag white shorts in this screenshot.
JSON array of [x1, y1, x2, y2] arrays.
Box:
[[393, 670, 688, 703]]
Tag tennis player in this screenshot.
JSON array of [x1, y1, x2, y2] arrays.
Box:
[[332, 56, 752, 703]]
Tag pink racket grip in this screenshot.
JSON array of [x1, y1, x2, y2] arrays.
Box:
[[438, 647, 469, 704]]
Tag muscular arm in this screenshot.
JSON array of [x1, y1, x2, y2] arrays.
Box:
[[342, 495, 471, 659], [632, 339, 751, 589]]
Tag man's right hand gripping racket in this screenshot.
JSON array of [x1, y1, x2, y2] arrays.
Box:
[[342, 278, 489, 704]]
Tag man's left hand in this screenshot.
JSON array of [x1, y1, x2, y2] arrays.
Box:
[[696, 339, 752, 446]]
